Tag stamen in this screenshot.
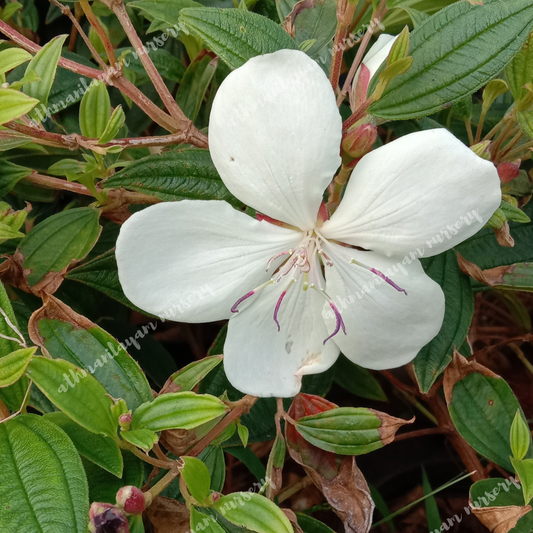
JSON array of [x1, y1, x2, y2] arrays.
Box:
[[318, 249, 333, 267], [266, 250, 292, 272], [231, 280, 273, 313], [273, 279, 296, 331], [323, 301, 346, 345], [350, 259, 407, 295]]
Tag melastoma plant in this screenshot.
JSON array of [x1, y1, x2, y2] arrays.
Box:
[[0, 1, 533, 533]]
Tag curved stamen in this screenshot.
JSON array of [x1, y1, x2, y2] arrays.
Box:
[[350, 259, 407, 295], [273, 278, 296, 331], [231, 280, 273, 313], [266, 250, 292, 272], [317, 248, 333, 267], [323, 301, 346, 345]]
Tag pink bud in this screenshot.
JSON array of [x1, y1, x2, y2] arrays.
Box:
[[342, 124, 377, 159], [212, 492, 221, 502], [498, 162, 520, 183], [116, 486, 147, 515], [118, 413, 132, 429], [89, 502, 129, 533]]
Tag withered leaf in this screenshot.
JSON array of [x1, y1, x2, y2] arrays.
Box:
[[443, 349, 499, 404], [146, 496, 190, 533], [495, 222, 515, 247], [457, 252, 517, 288], [472, 504, 532, 533]]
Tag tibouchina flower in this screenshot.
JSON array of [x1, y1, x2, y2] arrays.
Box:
[[116, 49, 501, 398]]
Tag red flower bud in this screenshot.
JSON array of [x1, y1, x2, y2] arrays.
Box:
[[116, 486, 147, 515], [89, 502, 129, 533], [342, 124, 377, 159], [118, 413, 132, 430], [498, 162, 520, 183]]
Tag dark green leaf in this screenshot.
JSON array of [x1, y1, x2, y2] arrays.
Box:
[[0, 160, 32, 197], [333, 355, 386, 401], [0, 346, 35, 388]]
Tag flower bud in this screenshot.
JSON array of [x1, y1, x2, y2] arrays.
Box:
[[89, 502, 130, 533], [118, 413, 132, 431], [498, 162, 520, 183], [342, 124, 377, 159], [116, 485, 148, 514]]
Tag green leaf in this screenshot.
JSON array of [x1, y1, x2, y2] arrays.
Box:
[[0, 48, 32, 76], [79, 81, 111, 138], [45, 411, 123, 477], [36, 318, 152, 410], [506, 31, 533, 101], [0, 414, 89, 532], [25, 356, 118, 438], [237, 423, 249, 448], [182, 456, 211, 503], [226, 446, 266, 482], [0, 346, 35, 388], [201, 445, 226, 492], [422, 469, 441, 532], [103, 149, 242, 206], [333, 355, 386, 401], [297, 514, 335, 533], [121, 428, 159, 451], [370, 0, 533, 120], [448, 372, 533, 471], [65, 250, 142, 311], [176, 53, 217, 121], [190, 507, 226, 533], [131, 391, 228, 432], [413, 251, 474, 392], [179, 8, 297, 69], [18, 207, 101, 286], [295, 407, 385, 455], [118, 47, 186, 83], [511, 410, 531, 461], [129, 0, 201, 27], [0, 159, 32, 197], [23, 35, 68, 122], [396, 6, 430, 28], [98, 105, 125, 144], [1, 1, 22, 21], [214, 492, 292, 533], [511, 458, 533, 504], [0, 87, 39, 124], [170, 355, 222, 391]]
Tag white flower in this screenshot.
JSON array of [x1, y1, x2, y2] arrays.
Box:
[[116, 49, 501, 398]]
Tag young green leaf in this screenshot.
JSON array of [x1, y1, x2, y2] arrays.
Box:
[[181, 456, 212, 503], [213, 492, 292, 533], [25, 357, 118, 438], [482, 79, 509, 115], [371, 0, 533, 120], [0, 48, 32, 76], [18, 206, 101, 286], [179, 8, 297, 69], [506, 31, 533, 101], [98, 105, 125, 144], [190, 507, 226, 533], [0, 347, 36, 388], [170, 355, 222, 392], [0, 414, 89, 532], [0, 160, 32, 197], [131, 391, 228, 432], [237, 423, 249, 448], [23, 35, 68, 122], [121, 428, 159, 451], [79, 81, 111, 138], [511, 458, 533, 504], [0, 88, 39, 124], [45, 411, 123, 477], [511, 411, 532, 461]]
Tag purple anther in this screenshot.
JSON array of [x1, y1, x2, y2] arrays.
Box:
[[231, 291, 254, 313], [323, 302, 346, 345], [370, 268, 407, 295]]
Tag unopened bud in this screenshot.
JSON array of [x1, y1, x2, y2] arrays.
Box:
[[498, 162, 520, 183], [118, 413, 132, 430], [89, 502, 129, 533], [470, 140, 492, 160], [116, 486, 148, 514], [342, 124, 377, 159]]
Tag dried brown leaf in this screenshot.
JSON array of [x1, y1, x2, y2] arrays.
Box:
[[457, 253, 516, 287], [495, 222, 515, 247], [443, 349, 500, 404], [283, 0, 317, 37], [472, 504, 532, 533], [370, 409, 414, 445], [282, 509, 304, 533], [145, 496, 190, 533]]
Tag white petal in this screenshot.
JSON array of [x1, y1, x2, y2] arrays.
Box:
[[116, 200, 302, 322], [358, 34, 397, 82], [224, 277, 340, 397], [322, 242, 445, 370], [321, 129, 501, 257], [209, 49, 342, 231]]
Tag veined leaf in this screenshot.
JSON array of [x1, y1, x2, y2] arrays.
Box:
[[79, 81, 111, 139], [0, 414, 89, 532], [0, 88, 39, 125], [0, 48, 32, 76], [181, 456, 211, 503], [0, 160, 33, 198], [371, 0, 533, 120], [170, 355, 222, 392], [0, 347, 36, 388], [179, 8, 297, 69]]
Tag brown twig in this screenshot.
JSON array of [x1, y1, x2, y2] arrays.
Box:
[[394, 427, 451, 442], [278, 476, 313, 504]]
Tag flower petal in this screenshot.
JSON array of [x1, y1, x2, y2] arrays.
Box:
[[209, 49, 342, 231], [321, 129, 501, 257], [116, 200, 302, 322], [224, 278, 340, 397], [322, 241, 445, 370], [359, 34, 397, 81]]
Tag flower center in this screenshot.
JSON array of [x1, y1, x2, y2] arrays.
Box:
[[231, 228, 407, 345]]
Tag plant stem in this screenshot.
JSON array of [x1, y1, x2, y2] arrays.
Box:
[[146, 465, 182, 501], [394, 427, 451, 442], [278, 476, 313, 504], [328, 164, 353, 209], [465, 119, 474, 146], [187, 395, 258, 457], [509, 343, 533, 378]]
